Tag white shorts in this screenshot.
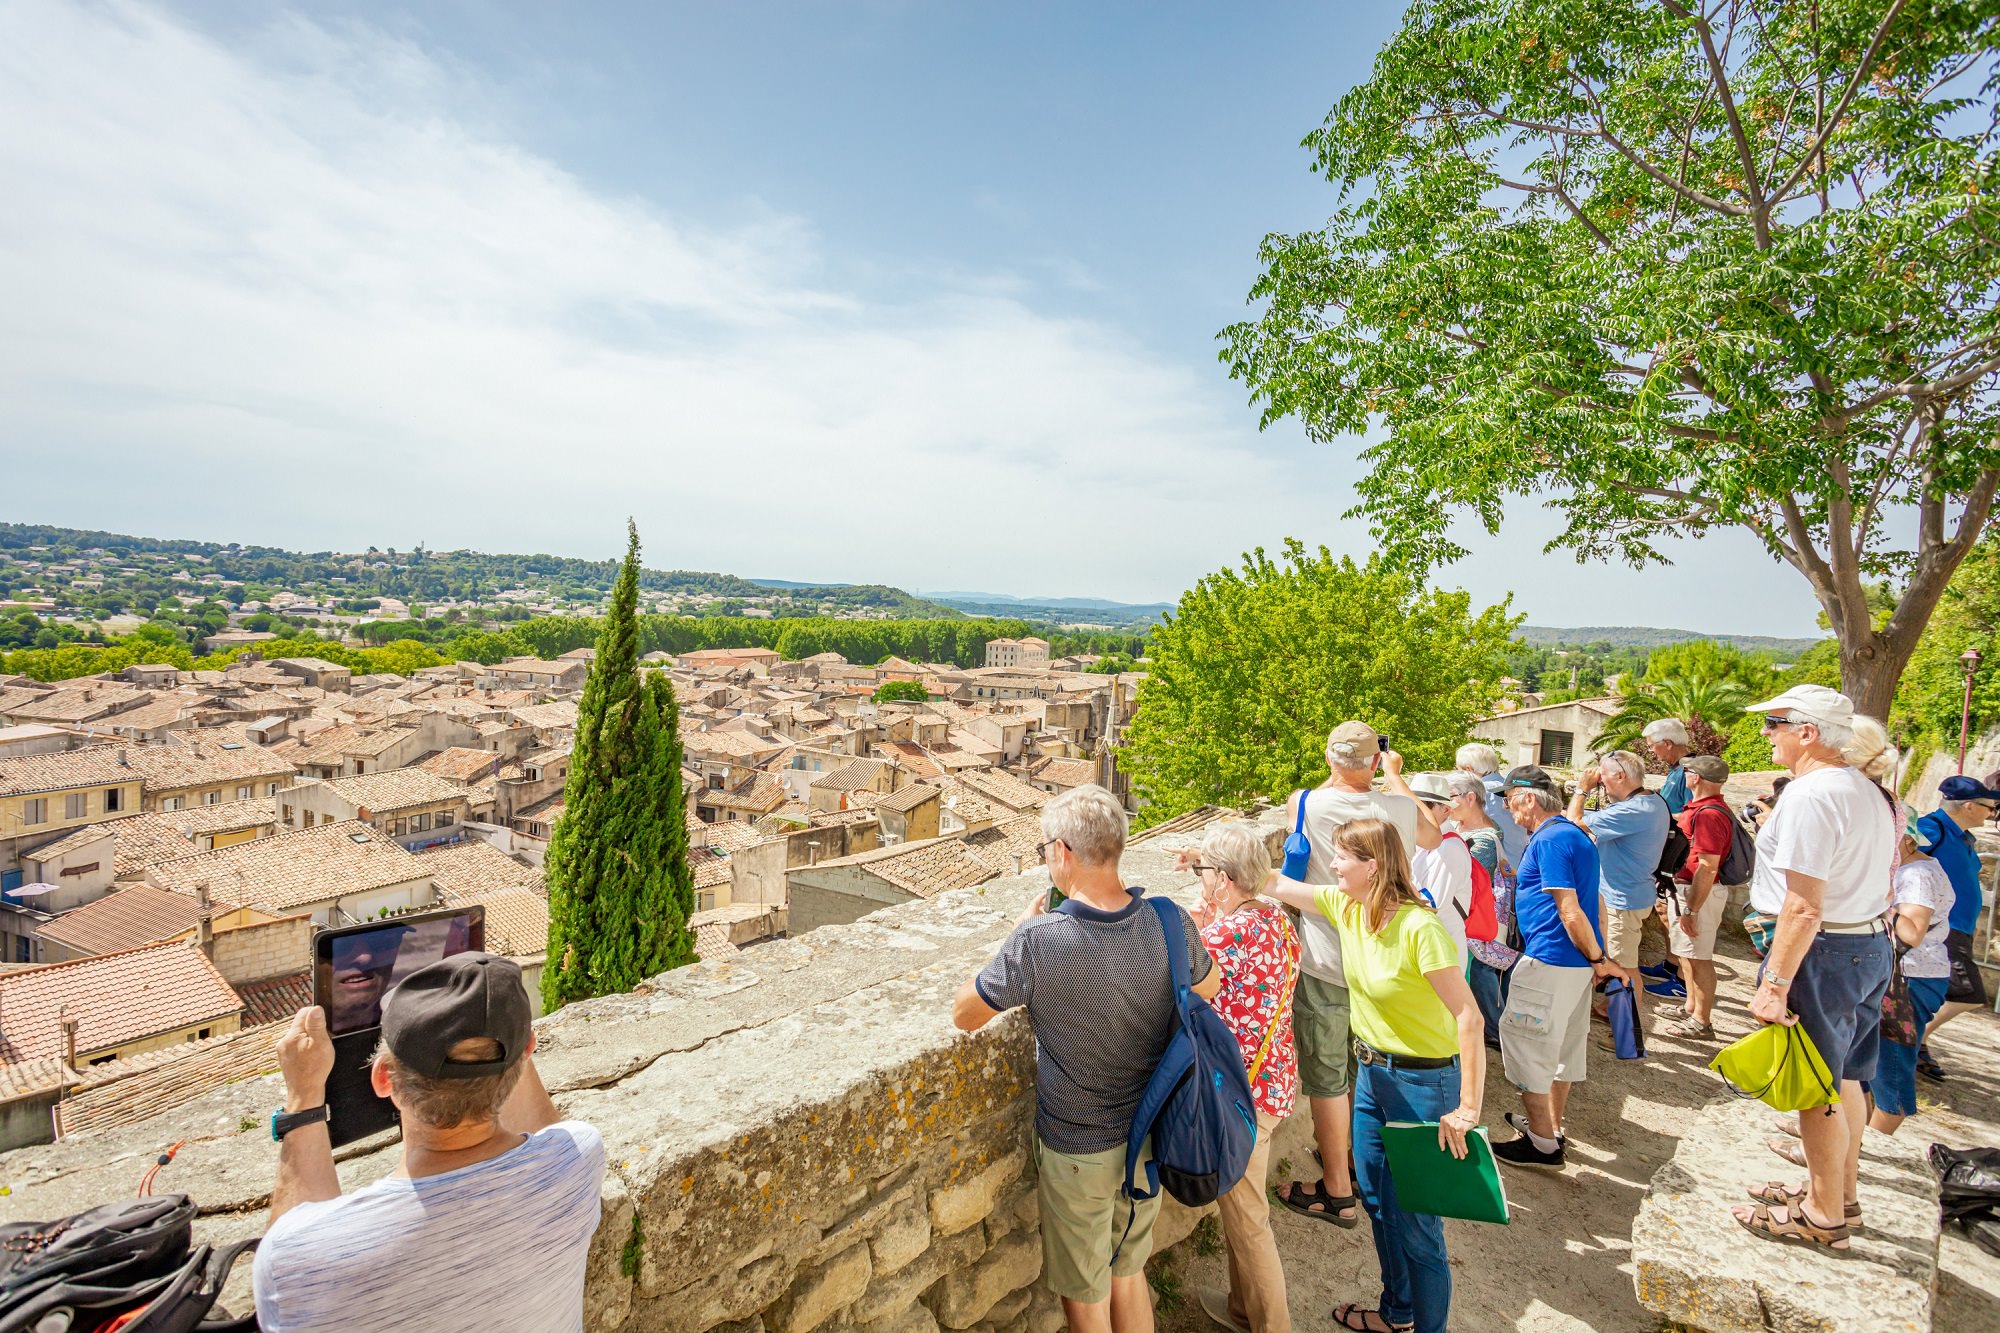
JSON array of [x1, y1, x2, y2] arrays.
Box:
[[1665, 885, 1729, 961], [1500, 956, 1595, 1094]]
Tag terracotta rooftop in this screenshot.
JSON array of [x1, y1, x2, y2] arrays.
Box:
[[53, 1025, 282, 1138], [0, 941, 242, 1065], [168, 797, 278, 838], [22, 814, 196, 880], [418, 840, 543, 901], [0, 747, 142, 799], [114, 737, 295, 792], [32, 884, 202, 958], [468, 889, 549, 959], [808, 836, 995, 900], [955, 768, 1048, 812], [148, 820, 429, 913], [300, 767, 470, 813], [235, 971, 311, 1027], [812, 759, 886, 793], [876, 782, 943, 813], [416, 747, 509, 784]]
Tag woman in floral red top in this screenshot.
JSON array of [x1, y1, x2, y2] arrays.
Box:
[[1183, 821, 1300, 1333]]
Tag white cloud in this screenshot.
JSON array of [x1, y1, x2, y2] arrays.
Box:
[[0, 0, 1356, 602]]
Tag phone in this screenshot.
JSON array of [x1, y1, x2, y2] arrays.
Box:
[[1046, 882, 1066, 910], [1377, 736, 1390, 753], [313, 905, 486, 1148]]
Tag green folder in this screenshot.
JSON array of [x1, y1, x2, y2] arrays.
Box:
[[1379, 1122, 1510, 1224]]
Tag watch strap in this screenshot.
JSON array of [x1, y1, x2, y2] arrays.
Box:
[[271, 1105, 330, 1141]]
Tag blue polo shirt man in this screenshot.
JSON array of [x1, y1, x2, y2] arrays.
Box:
[[1919, 774, 1996, 1012]]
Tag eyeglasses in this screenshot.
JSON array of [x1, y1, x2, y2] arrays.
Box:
[[1188, 863, 1219, 875], [1035, 838, 1066, 865], [1760, 714, 1804, 732]]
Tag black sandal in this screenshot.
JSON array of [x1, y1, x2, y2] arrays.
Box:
[[1278, 1179, 1359, 1228], [1332, 1304, 1411, 1333]]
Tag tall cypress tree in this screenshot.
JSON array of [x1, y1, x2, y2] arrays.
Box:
[[541, 521, 695, 1010]]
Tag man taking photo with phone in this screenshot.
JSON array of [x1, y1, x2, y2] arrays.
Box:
[[253, 954, 605, 1332]]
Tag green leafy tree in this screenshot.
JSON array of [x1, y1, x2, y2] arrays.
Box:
[[1120, 540, 1517, 825], [542, 523, 696, 1010], [1641, 641, 1777, 697], [1593, 676, 1752, 757], [1223, 1, 2000, 720], [1893, 534, 2000, 749], [872, 679, 930, 703]]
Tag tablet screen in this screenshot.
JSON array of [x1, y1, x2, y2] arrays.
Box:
[[315, 909, 483, 1037]]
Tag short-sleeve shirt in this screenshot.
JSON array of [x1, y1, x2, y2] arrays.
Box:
[[1748, 767, 1895, 923], [1514, 815, 1603, 968], [1409, 833, 1472, 968], [1917, 810, 1985, 935], [1583, 792, 1671, 911], [1289, 788, 1422, 987], [1677, 795, 1736, 882], [1461, 827, 1520, 970], [1200, 900, 1301, 1119], [1892, 858, 1956, 979], [975, 887, 1213, 1153], [1659, 764, 1690, 815], [253, 1121, 606, 1333], [1312, 890, 1460, 1059]]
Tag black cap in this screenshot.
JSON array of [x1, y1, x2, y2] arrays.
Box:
[[381, 953, 532, 1080], [1503, 764, 1558, 794], [1940, 774, 2000, 803]]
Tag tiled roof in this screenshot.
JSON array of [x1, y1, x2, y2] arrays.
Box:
[[0, 942, 242, 1065], [956, 768, 1048, 812], [0, 1058, 80, 1105], [148, 820, 429, 912], [693, 922, 739, 960], [235, 971, 311, 1027], [961, 814, 1047, 875], [0, 747, 141, 799], [813, 759, 885, 793], [810, 837, 995, 900], [686, 818, 764, 854], [1129, 805, 1233, 844], [53, 1025, 282, 1139], [307, 767, 470, 813], [510, 702, 579, 730], [705, 776, 787, 813], [339, 725, 421, 758], [22, 813, 197, 879], [1031, 757, 1098, 790], [688, 846, 734, 890], [419, 840, 543, 901], [171, 797, 278, 837], [468, 889, 549, 959], [116, 737, 295, 792], [877, 783, 942, 813], [7, 687, 150, 723], [33, 884, 202, 957], [416, 747, 508, 783]]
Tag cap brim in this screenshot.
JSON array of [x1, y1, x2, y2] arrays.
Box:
[[1744, 695, 1788, 713]]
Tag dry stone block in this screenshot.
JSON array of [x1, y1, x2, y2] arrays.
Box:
[[1631, 1099, 1938, 1333], [870, 1201, 933, 1276], [981, 1285, 1033, 1330], [775, 1244, 873, 1333], [929, 1233, 1042, 1330], [654, 1253, 795, 1333], [852, 1229, 986, 1325], [929, 1148, 1026, 1236], [858, 1304, 940, 1333], [1024, 1288, 1064, 1333]]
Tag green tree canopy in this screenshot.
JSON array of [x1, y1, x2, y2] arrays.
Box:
[[1120, 540, 1517, 824], [1593, 675, 1752, 758], [1224, 0, 2000, 719], [872, 679, 930, 703]]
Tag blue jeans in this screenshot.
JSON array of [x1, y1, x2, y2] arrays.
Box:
[[1353, 1057, 1459, 1333], [1468, 959, 1510, 1043], [1868, 975, 1948, 1117]]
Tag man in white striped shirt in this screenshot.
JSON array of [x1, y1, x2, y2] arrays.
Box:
[[253, 955, 605, 1332]]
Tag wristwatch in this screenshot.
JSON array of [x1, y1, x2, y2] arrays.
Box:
[[271, 1105, 330, 1141]]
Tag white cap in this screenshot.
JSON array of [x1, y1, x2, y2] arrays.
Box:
[[1641, 717, 1690, 746], [1746, 683, 1854, 731]]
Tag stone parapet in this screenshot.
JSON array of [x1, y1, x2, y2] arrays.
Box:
[[0, 827, 1242, 1331]]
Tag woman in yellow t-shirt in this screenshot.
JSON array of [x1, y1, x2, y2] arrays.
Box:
[[1268, 817, 1485, 1333]]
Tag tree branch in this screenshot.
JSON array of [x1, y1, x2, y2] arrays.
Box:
[[1661, 0, 1771, 245], [1573, 74, 1753, 217], [1769, 0, 1911, 204]]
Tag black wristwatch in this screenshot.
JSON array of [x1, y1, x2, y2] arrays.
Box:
[[271, 1105, 330, 1141]]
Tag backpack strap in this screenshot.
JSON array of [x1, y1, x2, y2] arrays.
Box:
[[1293, 791, 1309, 836], [1150, 896, 1191, 999]]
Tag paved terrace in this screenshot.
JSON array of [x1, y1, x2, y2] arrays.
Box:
[[0, 816, 1991, 1332]]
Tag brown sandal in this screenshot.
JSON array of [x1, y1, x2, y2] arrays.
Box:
[[1733, 1200, 1850, 1250], [1332, 1305, 1412, 1333], [1766, 1135, 1808, 1168], [1746, 1182, 1863, 1230]]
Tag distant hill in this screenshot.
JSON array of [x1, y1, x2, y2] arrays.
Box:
[[1519, 624, 1824, 654], [919, 590, 1173, 629]]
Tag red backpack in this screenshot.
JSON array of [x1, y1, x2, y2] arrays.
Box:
[[1440, 831, 1499, 943]]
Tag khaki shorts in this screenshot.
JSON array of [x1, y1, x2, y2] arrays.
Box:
[[1599, 904, 1652, 968], [1035, 1137, 1161, 1303], [1665, 886, 1728, 961], [1500, 956, 1595, 1094], [1291, 974, 1353, 1099]]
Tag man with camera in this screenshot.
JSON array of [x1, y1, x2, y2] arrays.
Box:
[[253, 954, 605, 1332]]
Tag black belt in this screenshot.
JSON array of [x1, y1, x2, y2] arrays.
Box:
[[1352, 1038, 1457, 1071]]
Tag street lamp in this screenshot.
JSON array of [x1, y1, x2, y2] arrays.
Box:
[[1958, 646, 1983, 774]]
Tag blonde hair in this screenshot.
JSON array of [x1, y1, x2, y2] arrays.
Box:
[[1331, 817, 1428, 933], [1840, 716, 1896, 782]]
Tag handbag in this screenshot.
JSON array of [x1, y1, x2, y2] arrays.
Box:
[[1280, 792, 1311, 880], [1604, 977, 1646, 1060], [1709, 1021, 1841, 1112], [1880, 939, 1919, 1048]]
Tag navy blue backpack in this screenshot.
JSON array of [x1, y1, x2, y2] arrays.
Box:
[[1113, 898, 1260, 1253]]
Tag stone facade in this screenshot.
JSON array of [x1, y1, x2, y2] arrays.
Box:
[[0, 837, 1221, 1331]]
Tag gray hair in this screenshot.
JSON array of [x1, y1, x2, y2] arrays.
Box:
[[1513, 785, 1565, 814], [1797, 713, 1894, 780], [1445, 772, 1487, 802], [1643, 718, 1690, 747], [1599, 750, 1646, 787], [373, 1037, 524, 1130], [1041, 784, 1128, 867], [1200, 820, 1273, 896], [1944, 797, 1984, 818], [1455, 743, 1501, 776]]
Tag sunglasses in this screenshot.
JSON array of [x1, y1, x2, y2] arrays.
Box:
[[1035, 838, 1065, 864], [1760, 714, 1806, 732]]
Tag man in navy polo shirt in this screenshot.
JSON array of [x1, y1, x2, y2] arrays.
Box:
[[1914, 774, 1998, 1077], [1492, 766, 1629, 1170]]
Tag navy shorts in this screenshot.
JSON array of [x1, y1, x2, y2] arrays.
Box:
[[1945, 930, 1989, 1006], [1767, 930, 1892, 1084]]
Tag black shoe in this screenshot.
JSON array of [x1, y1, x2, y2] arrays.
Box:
[[1917, 1048, 1947, 1082], [1484, 1034, 1503, 1051], [1505, 1110, 1565, 1145], [1493, 1133, 1566, 1170]]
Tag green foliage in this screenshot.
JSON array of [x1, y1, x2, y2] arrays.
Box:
[[872, 679, 930, 703], [1593, 677, 1752, 757], [1893, 535, 2000, 748], [1641, 641, 1778, 697], [620, 1214, 646, 1280], [1120, 540, 1517, 825], [541, 523, 696, 1011], [1191, 1215, 1223, 1258], [1222, 1, 2000, 714]]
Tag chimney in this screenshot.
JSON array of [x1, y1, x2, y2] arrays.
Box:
[[195, 883, 214, 957], [116, 748, 128, 767], [58, 1007, 78, 1073], [1011, 853, 1023, 876]]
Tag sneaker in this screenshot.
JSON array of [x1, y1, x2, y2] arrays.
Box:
[[1504, 1110, 1565, 1145], [1638, 962, 1677, 981], [1643, 975, 1688, 999], [1493, 1133, 1566, 1170]]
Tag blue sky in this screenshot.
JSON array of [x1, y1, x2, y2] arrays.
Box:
[[0, 0, 1827, 635]]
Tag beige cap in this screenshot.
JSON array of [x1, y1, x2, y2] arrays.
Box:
[[1326, 720, 1379, 764], [1746, 683, 1854, 731]]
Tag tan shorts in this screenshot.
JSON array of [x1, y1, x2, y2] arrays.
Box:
[[1666, 885, 1729, 961], [1035, 1136, 1161, 1303], [1599, 904, 1652, 968], [1500, 956, 1595, 1094]]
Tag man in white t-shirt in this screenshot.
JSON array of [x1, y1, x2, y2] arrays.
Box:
[[1273, 720, 1434, 1230], [1390, 768, 1473, 967], [1729, 685, 1894, 1254], [253, 955, 606, 1332]]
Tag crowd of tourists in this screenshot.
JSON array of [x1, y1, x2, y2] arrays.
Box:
[[955, 682, 1995, 1333]]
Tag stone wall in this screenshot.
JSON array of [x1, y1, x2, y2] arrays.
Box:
[[0, 835, 1223, 1333], [202, 913, 313, 986]]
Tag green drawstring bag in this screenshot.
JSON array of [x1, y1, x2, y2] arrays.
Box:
[[1709, 1021, 1841, 1112]]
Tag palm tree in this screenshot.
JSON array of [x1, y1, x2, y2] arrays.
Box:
[[1593, 675, 1752, 756]]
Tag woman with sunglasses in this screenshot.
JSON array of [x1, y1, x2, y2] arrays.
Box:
[[1265, 817, 1484, 1333]]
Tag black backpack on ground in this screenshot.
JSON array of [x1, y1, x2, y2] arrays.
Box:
[[0, 1194, 257, 1332], [1931, 1143, 2000, 1258]]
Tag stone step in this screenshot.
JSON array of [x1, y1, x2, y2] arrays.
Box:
[[1632, 1097, 1941, 1333]]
